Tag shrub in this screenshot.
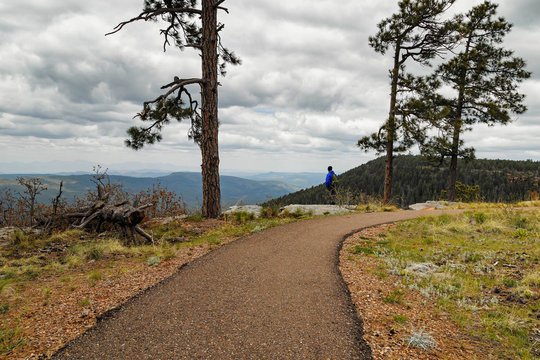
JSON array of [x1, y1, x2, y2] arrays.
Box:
[[260, 206, 280, 219], [147, 256, 161, 266], [405, 327, 437, 351]]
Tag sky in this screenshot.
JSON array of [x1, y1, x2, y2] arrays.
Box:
[[0, 0, 539, 175]]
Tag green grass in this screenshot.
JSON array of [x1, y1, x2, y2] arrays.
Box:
[[0, 323, 25, 355], [349, 208, 539, 359]]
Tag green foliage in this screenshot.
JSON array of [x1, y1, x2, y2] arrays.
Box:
[[233, 211, 255, 224], [112, 0, 240, 150], [360, 0, 457, 156], [350, 245, 378, 256], [419, 2, 530, 200], [78, 298, 91, 307], [393, 314, 409, 324]]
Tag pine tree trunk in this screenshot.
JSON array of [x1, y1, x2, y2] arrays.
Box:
[[448, 118, 462, 202], [383, 47, 401, 204], [448, 36, 471, 203], [200, 0, 221, 218], [384, 136, 394, 204], [448, 152, 458, 202]]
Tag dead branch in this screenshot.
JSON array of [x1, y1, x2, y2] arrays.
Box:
[[106, 8, 202, 36]]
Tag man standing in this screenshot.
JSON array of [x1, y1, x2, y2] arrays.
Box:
[[325, 166, 338, 203]]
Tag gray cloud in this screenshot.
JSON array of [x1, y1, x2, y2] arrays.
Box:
[[0, 0, 538, 174]]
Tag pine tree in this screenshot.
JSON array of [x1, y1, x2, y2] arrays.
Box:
[[107, 0, 240, 218], [420, 1, 531, 201], [358, 0, 457, 204]]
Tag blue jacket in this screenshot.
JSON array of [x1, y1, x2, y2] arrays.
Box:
[[325, 171, 336, 187]]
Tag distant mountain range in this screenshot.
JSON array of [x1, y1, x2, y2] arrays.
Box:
[[0, 171, 321, 210], [264, 156, 540, 207]]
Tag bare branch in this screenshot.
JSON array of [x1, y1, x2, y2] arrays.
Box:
[[160, 77, 203, 90], [106, 7, 202, 36]]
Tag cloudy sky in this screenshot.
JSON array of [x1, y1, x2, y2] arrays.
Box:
[[0, 0, 538, 175]]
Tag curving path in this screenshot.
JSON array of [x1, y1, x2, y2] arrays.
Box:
[[53, 210, 459, 359]]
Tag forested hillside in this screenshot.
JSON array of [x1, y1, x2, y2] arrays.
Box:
[[265, 156, 540, 207]]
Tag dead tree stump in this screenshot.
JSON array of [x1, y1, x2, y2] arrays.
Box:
[[70, 201, 153, 244]]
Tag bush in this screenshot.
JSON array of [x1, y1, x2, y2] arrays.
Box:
[[260, 206, 280, 219]]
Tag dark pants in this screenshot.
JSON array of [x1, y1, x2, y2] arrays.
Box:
[[326, 185, 336, 204]]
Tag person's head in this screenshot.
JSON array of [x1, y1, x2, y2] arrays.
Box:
[[328, 166, 332, 172]]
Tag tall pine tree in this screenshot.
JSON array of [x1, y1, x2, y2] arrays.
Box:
[[358, 0, 456, 204], [107, 0, 240, 218], [420, 1, 530, 201]]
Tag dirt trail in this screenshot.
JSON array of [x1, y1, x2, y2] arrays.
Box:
[[52, 210, 460, 359]]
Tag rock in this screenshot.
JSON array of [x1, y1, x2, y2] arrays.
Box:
[[404, 262, 439, 276], [408, 201, 458, 210], [281, 204, 355, 216], [223, 205, 263, 216]]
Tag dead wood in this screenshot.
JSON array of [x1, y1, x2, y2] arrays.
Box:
[[67, 202, 153, 245]]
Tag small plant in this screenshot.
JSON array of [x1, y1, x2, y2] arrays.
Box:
[[233, 211, 255, 223], [473, 212, 487, 224], [382, 288, 406, 304], [251, 225, 266, 233], [185, 212, 204, 222], [11, 230, 30, 249], [404, 326, 437, 351], [293, 208, 305, 218], [511, 216, 529, 229], [350, 244, 377, 256], [0, 324, 25, 354], [87, 270, 103, 286], [512, 228, 529, 239], [0, 305, 9, 314], [260, 206, 280, 219], [78, 298, 91, 306], [393, 314, 408, 324], [147, 256, 161, 266], [502, 278, 517, 288]]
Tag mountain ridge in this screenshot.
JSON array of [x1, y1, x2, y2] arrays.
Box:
[[0, 172, 298, 210], [264, 156, 540, 207]]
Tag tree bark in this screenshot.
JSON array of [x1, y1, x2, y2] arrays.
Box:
[[383, 45, 401, 204], [200, 0, 221, 218], [448, 37, 471, 202], [448, 118, 461, 202]]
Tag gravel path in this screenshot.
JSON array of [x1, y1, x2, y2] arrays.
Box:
[[52, 210, 458, 360]]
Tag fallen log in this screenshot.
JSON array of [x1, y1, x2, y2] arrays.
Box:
[[70, 202, 153, 245]]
